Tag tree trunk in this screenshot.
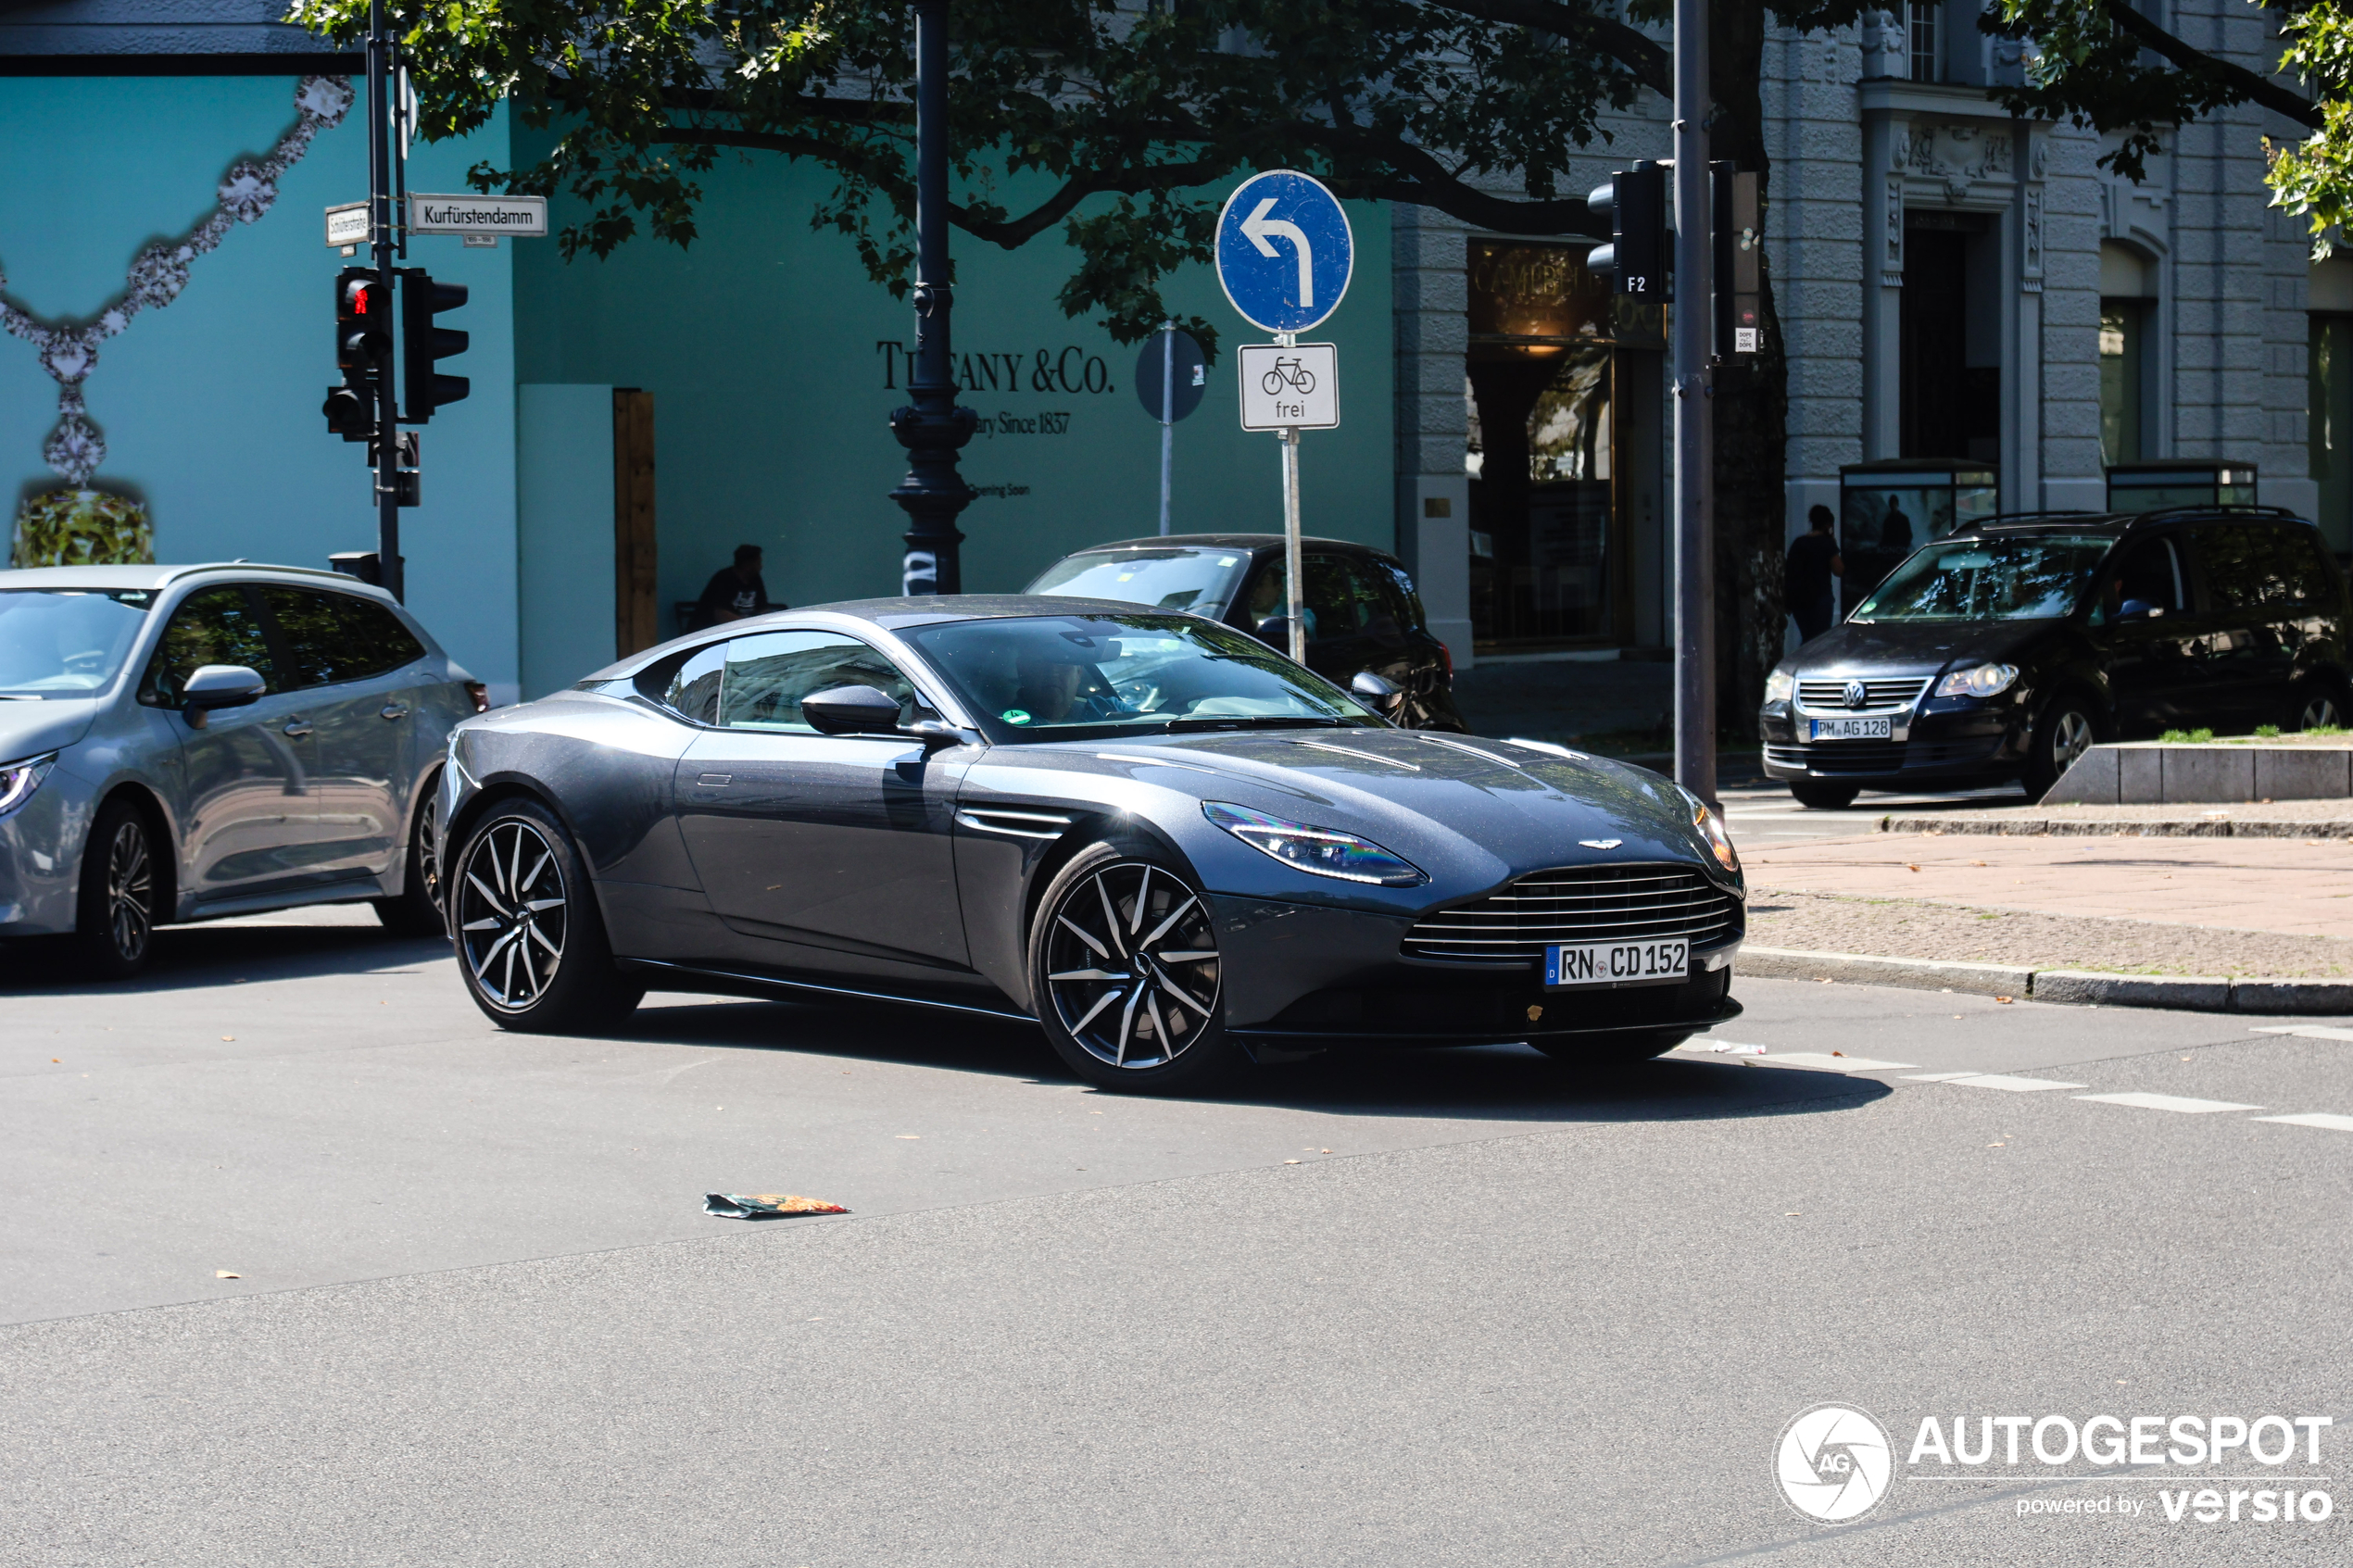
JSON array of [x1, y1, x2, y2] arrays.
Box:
[[1708, 0, 1787, 745]]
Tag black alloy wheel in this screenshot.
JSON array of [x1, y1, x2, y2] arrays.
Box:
[[374, 779, 448, 937], [1030, 842, 1239, 1093], [2024, 690, 2103, 798], [1788, 781, 1860, 809], [2290, 679, 2348, 733], [75, 797, 158, 979], [452, 798, 643, 1032]]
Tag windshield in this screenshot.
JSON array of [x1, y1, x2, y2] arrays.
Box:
[[1024, 547, 1251, 614], [0, 588, 155, 698], [1851, 536, 2113, 622], [901, 612, 1378, 740]]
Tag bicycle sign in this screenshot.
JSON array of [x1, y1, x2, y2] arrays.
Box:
[[1237, 342, 1338, 431]]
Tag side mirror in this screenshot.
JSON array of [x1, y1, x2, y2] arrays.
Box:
[[801, 684, 906, 736], [182, 664, 266, 711], [2117, 598, 2155, 622], [1350, 671, 1404, 715], [1254, 615, 1292, 648]]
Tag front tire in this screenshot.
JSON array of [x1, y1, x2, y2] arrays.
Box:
[[73, 797, 159, 980], [1788, 781, 1859, 809], [2024, 689, 2103, 798], [373, 775, 448, 937], [2287, 676, 2349, 733], [452, 798, 643, 1032], [1029, 840, 1241, 1094]]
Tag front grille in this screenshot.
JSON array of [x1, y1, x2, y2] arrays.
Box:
[[1402, 863, 1739, 961], [1795, 676, 1931, 714], [1767, 742, 1908, 774]]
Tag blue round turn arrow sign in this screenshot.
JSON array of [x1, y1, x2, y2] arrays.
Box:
[[1214, 171, 1353, 335]]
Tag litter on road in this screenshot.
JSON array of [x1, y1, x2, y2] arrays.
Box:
[[702, 1193, 850, 1220]]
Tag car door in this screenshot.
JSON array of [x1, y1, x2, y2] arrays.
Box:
[[2087, 533, 2206, 734], [672, 629, 969, 972], [138, 583, 322, 901], [2187, 525, 2299, 727], [258, 586, 420, 879]]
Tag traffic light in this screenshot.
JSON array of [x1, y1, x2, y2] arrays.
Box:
[[399, 270, 470, 422], [1584, 161, 1667, 298], [325, 267, 390, 441], [1713, 163, 1761, 358]]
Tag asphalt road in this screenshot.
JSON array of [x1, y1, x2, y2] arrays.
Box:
[[5, 912, 2347, 1564]]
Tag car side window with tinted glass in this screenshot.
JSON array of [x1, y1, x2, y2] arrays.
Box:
[[336, 596, 425, 675], [1376, 560, 1429, 633], [2193, 527, 2281, 612], [139, 585, 277, 706], [715, 632, 921, 731], [259, 587, 427, 687], [2094, 537, 2183, 624]]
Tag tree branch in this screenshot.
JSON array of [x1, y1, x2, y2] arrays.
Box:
[[1424, 0, 1671, 97], [2098, 0, 2321, 131]]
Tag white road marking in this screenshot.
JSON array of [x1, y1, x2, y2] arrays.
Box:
[[2253, 1112, 2353, 1133], [1899, 1073, 2088, 1092], [1755, 1051, 1919, 1073], [2073, 1092, 2264, 1114], [2249, 1025, 2353, 1043]]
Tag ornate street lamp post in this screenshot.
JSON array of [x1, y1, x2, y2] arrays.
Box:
[[887, 0, 976, 595]]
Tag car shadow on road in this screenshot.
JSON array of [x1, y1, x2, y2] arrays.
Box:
[[624, 992, 1890, 1127], [0, 922, 452, 994]]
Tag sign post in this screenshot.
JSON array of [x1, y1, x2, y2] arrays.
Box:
[[1134, 325, 1205, 534], [1214, 170, 1353, 664]]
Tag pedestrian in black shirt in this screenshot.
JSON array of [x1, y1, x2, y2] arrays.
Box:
[[697, 545, 780, 627], [1786, 506, 1843, 644]]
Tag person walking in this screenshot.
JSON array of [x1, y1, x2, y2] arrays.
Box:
[[696, 545, 780, 627], [1786, 506, 1843, 644]]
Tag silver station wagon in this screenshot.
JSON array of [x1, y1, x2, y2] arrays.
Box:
[[0, 563, 484, 976]]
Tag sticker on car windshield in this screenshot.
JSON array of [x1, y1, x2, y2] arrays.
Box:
[[1002, 709, 1032, 725]]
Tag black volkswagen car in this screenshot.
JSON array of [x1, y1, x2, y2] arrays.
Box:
[[1761, 507, 2353, 806], [1025, 533, 1469, 732]]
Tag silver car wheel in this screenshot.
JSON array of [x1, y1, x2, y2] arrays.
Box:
[[2300, 692, 2343, 730], [414, 788, 445, 917], [1043, 860, 1221, 1070], [105, 817, 154, 962], [457, 819, 569, 1011], [2051, 709, 2095, 771]]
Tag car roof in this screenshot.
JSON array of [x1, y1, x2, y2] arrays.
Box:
[[812, 594, 1223, 630], [1055, 533, 1389, 556], [0, 561, 397, 600], [1957, 505, 2317, 541]]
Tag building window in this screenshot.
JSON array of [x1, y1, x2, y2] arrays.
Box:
[[1908, 2, 1941, 82], [1899, 214, 2000, 462], [2100, 302, 2147, 466], [2312, 315, 2353, 553]]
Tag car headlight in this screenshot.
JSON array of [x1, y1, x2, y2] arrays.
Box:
[[1676, 787, 1741, 875], [1763, 667, 1794, 705], [0, 753, 57, 818], [1933, 661, 2020, 699], [1202, 802, 1427, 886]]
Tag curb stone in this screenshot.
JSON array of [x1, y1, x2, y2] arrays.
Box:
[[1875, 815, 2353, 838], [1738, 947, 2353, 1015]]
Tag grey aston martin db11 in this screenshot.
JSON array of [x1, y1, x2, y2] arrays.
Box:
[[437, 596, 1745, 1092]]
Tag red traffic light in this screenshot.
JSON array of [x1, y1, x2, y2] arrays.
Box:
[[334, 267, 391, 369]]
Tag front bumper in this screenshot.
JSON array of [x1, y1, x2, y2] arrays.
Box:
[[1207, 890, 1743, 1043], [0, 767, 90, 937], [1759, 698, 2028, 787]]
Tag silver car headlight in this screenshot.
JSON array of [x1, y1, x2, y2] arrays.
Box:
[[1202, 802, 1428, 886], [1675, 784, 1741, 876], [0, 753, 57, 818], [1934, 661, 2020, 699], [1763, 667, 1794, 705]]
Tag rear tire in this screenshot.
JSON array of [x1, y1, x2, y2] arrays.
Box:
[[1788, 781, 1859, 809], [73, 797, 159, 980], [451, 798, 643, 1033], [2024, 689, 2104, 799], [1530, 1029, 1692, 1063], [1029, 839, 1242, 1095], [372, 774, 448, 938]]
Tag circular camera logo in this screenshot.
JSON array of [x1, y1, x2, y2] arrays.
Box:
[[1776, 1404, 1894, 1524]]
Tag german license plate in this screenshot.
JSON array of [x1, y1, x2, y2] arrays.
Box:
[[1810, 716, 1892, 741], [1544, 939, 1690, 989]]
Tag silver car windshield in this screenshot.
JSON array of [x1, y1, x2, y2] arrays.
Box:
[[901, 612, 1378, 739], [1025, 547, 1251, 614], [0, 588, 156, 698], [1851, 536, 2113, 622]]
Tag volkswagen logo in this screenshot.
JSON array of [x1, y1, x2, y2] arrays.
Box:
[[1842, 679, 1869, 709]]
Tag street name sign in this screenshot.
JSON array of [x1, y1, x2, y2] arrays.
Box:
[[1238, 343, 1338, 431], [324, 201, 369, 248], [1214, 171, 1353, 335], [407, 193, 548, 238]]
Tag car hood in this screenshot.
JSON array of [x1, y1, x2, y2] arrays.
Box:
[[1065, 727, 1733, 890], [1796, 619, 2061, 673], [0, 698, 99, 761]]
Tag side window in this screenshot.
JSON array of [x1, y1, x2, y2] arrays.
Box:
[[656, 643, 727, 724], [2094, 536, 2183, 624], [138, 586, 278, 706], [258, 588, 428, 687], [2255, 527, 2326, 607], [716, 632, 922, 732], [1376, 559, 1429, 633], [2193, 527, 2276, 612], [337, 596, 426, 676]]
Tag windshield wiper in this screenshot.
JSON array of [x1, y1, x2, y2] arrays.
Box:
[[1166, 714, 1344, 732]]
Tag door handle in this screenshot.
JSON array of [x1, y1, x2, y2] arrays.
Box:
[[380, 703, 410, 721], [282, 719, 313, 738]]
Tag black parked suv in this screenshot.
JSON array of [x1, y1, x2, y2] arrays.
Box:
[[1761, 507, 2353, 806], [1025, 533, 1470, 731]]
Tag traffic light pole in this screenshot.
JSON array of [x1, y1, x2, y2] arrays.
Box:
[[887, 0, 977, 595], [1670, 0, 1713, 801], [366, 0, 403, 602]]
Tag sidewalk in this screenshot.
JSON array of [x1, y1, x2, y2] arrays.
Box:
[[1739, 831, 2353, 982]]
